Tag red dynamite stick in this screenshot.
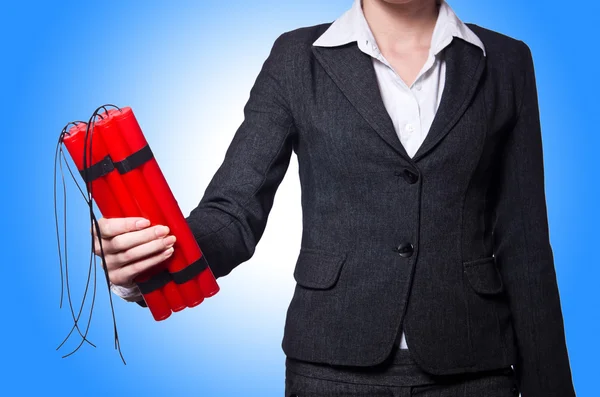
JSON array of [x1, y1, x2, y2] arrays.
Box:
[[61, 123, 174, 321], [90, 116, 187, 313], [65, 124, 121, 217], [101, 111, 208, 307], [110, 108, 220, 298]]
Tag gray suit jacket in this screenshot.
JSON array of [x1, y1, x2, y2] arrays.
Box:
[[185, 22, 576, 396]]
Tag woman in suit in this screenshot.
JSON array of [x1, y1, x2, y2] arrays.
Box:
[[93, 1, 576, 396]]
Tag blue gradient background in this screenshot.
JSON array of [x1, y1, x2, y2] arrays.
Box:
[[2, 0, 597, 396]]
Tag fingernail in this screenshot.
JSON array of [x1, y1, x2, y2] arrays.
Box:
[[136, 219, 150, 229], [163, 235, 176, 248], [164, 247, 174, 257], [155, 225, 169, 237]]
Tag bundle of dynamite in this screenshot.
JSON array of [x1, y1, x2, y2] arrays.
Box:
[[56, 105, 219, 350]]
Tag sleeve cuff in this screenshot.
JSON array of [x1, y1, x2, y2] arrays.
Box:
[[110, 282, 144, 302]]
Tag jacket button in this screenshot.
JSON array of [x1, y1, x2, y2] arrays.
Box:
[[395, 242, 414, 257], [397, 168, 418, 184]]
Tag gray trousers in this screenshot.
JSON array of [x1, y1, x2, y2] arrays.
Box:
[[285, 347, 520, 396]]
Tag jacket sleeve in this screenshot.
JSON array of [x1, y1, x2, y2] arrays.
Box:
[[184, 32, 297, 280], [491, 40, 576, 396]]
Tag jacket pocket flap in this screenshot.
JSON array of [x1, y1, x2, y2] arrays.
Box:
[[293, 248, 347, 289], [463, 256, 504, 295]]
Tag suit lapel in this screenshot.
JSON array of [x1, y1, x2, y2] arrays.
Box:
[[312, 42, 411, 160], [311, 37, 486, 163], [411, 37, 486, 162]]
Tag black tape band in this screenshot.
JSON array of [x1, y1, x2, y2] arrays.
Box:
[[137, 270, 171, 295], [113, 145, 153, 174], [171, 256, 209, 285], [136, 256, 209, 295], [79, 145, 153, 183], [79, 155, 115, 183]]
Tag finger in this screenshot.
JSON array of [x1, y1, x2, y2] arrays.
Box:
[[93, 235, 116, 258], [110, 248, 175, 286], [108, 234, 176, 269], [97, 217, 151, 239], [107, 225, 171, 255], [93, 235, 103, 255]]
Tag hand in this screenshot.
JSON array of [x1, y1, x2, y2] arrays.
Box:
[[92, 217, 176, 288]]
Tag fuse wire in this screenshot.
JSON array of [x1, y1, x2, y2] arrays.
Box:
[[54, 122, 96, 353], [54, 104, 127, 364]]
